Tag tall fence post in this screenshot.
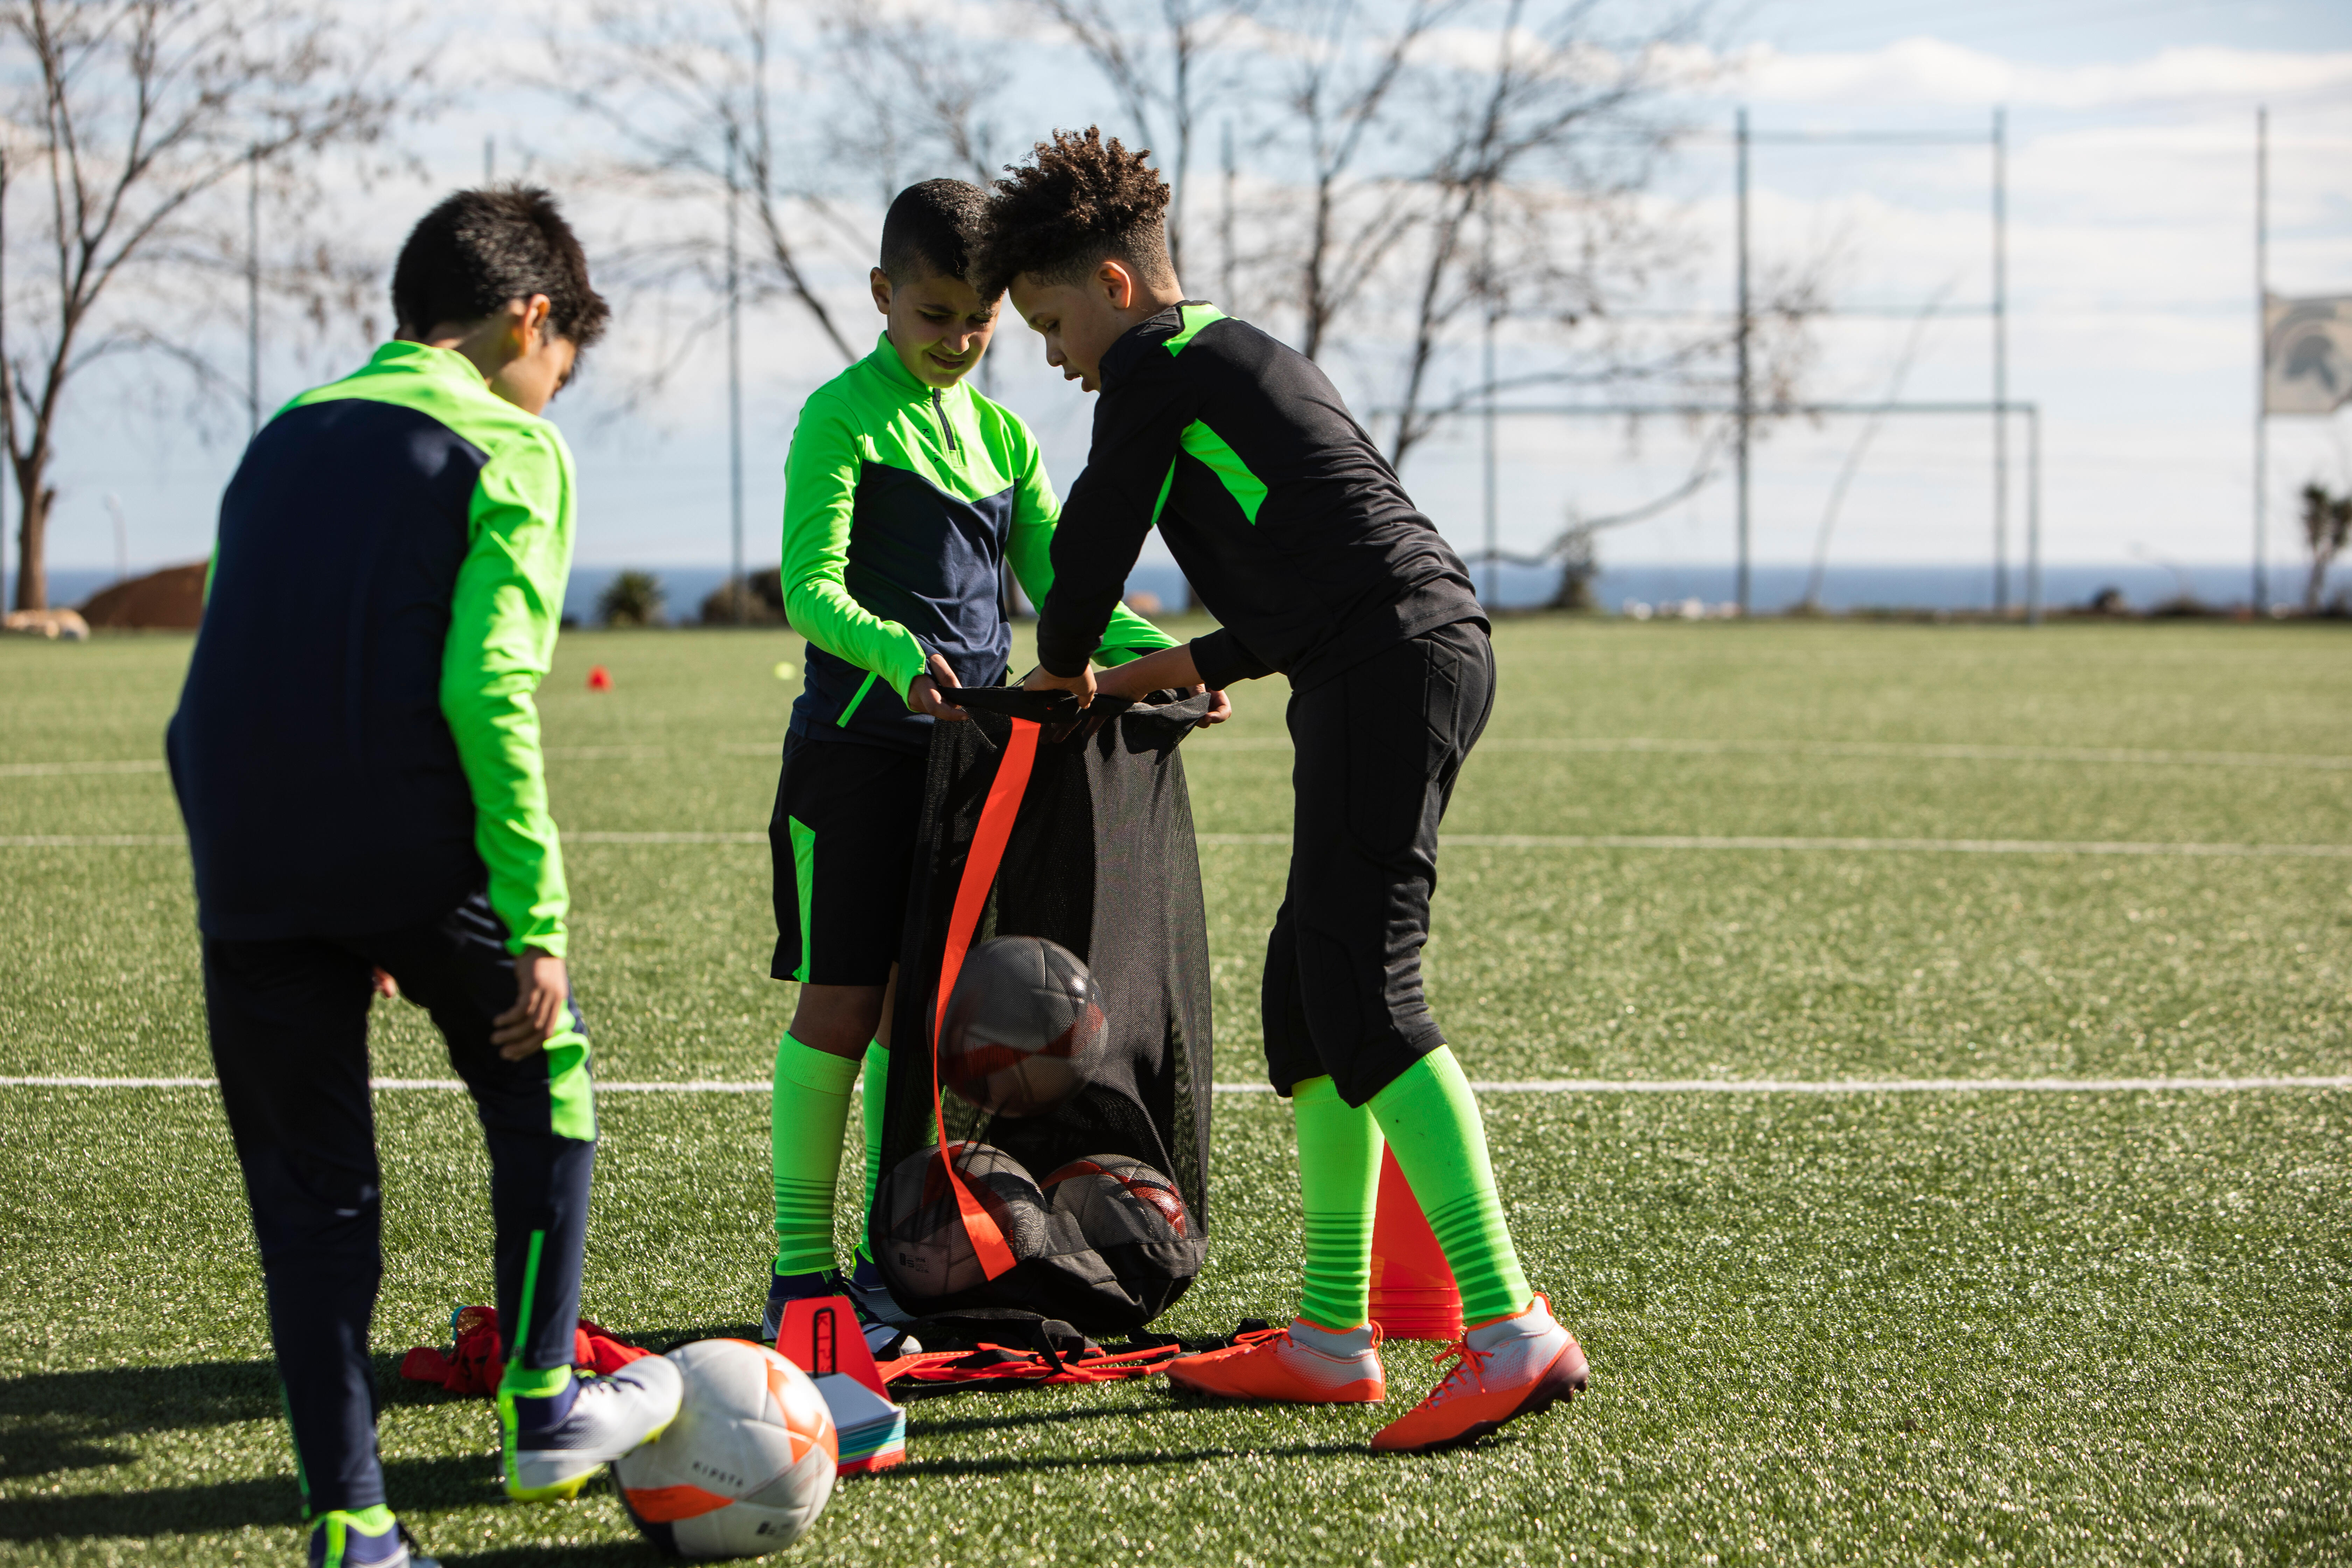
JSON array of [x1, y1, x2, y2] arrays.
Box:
[[2025, 404, 2042, 626], [1734, 107, 1751, 617]]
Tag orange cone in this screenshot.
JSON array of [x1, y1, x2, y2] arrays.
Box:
[[586, 665, 612, 691], [1367, 1146, 1461, 1340]]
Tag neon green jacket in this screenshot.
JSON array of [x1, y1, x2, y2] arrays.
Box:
[[782, 332, 1173, 752], [169, 341, 575, 957]]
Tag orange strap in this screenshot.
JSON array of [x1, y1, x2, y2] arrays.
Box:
[[927, 716, 1042, 1282]]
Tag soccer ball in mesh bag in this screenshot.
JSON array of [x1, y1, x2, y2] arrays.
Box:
[[615, 1338, 838, 1560], [874, 1140, 1051, 1307], [937, 936, 1107, 1117], [1041, 1154, 1202, 1318]]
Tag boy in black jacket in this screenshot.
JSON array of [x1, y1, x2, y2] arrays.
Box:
[[981, 128, 1586, 1454]]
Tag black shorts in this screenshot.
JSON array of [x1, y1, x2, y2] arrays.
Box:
[[1261, 619, 1495, 1106], [769, 732, 929, 986]]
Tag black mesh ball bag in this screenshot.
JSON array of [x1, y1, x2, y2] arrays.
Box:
[[871, 688, 1214, 1337]]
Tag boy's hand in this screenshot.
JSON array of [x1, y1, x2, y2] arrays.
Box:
[[1200, 688, 1232, 724], [908, 653, 969, 721], [1023, 662, 1097, 707], [493, 948, 571, 1059]]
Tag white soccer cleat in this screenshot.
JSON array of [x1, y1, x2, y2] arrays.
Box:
[[502, 1356, 685, 1502]]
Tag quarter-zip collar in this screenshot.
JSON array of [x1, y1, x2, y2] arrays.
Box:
[[867, 330, 965, 454]]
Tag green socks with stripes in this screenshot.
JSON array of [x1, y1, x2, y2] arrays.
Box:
[[1290, 1074, 1383, 1330], [856, 1041, 888, 1263], [771, 1033, 861, 1276], [1367, 1045, 1534, 1327]]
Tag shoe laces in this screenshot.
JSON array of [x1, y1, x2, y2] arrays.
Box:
[[1427, 1338, 1491, 1399]]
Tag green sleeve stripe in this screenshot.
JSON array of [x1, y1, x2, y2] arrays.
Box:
[[1149, 460, 1178, 530], [789, 815, 818, 982], [1164, 303, 1228, 357], [1179, 421, 1267, 523], [836, 669, 881, 727]]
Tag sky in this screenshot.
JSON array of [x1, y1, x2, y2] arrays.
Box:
[[15, 0, 2352, 610]]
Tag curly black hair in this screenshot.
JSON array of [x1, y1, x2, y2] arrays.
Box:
[[973, 127, 1177, 299], [392, 184, 609, 349]]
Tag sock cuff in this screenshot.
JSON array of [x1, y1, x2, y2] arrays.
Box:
[[321, 1505, 396, 1535], [776, 1032, 862, 1095], [499, 1362, 573, 1399], [1290, 1073, 1343, 1111], [1367, 1044, 1472, 1118]]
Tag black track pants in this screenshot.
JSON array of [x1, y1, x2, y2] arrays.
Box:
[[1261, 620, 1495, 1106], [201, 892, 595, 1518]]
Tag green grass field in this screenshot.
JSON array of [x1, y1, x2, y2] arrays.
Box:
[[3, 618, 2348, 1566]]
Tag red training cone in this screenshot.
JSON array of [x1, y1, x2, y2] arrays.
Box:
[[586, 665, 612, 691], [1367, 1146, 1462, 1340], [774, 1295, 906, 1477]]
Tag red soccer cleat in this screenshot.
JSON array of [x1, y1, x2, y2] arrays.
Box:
[[1370, 1294, 1587, 1453], [1167, 1322, 1387, 1404]]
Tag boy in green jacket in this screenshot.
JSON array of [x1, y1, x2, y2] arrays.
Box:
[[169, 188, 680, 1568], [761, 179, 1199, 1347]]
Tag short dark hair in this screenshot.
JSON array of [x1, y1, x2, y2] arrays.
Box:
[[973, 128, 1175, 299], [392, 185, 609, 348], [881, 179, 989, 288]]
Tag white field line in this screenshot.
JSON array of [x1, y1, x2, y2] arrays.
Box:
[[0, 759, 168, 777], [4, 1074, 2348, 1095], [8, 830, 2349, 858], [0, 834, 183, 847], [540, 737, 2352, 771], [1198, 833, 2352, 858], [1196, 736, 2352, 770], [19, 738, 2350, 776]]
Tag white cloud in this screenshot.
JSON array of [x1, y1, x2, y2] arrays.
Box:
[[1720, 38, 2352, 110]]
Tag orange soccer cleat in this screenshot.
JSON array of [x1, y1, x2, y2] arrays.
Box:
[[1166, 1321, 1387, 1404], [1370, 1294, 1587, 1453]]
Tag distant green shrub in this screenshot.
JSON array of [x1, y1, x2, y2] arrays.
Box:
[[598, 570, 666, 628]]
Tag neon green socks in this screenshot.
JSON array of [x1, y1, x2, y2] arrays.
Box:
[[1368, 1046, 1534, 1326], [856, 1041, 888, 1262], [1291, 1074, 1383, 1331], [771, 1032, 861, 1276], [311, 1507, 398, 1567]]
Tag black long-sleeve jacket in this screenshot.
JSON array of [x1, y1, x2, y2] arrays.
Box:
[[1034, 302, 1484, 690]]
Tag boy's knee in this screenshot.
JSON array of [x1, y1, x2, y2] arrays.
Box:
[[242, 1145, 382, 1263], [788, 983, 889, 1058]]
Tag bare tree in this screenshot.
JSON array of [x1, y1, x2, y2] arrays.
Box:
[[1363, 0, 1712, 466], [1024, 0, 1262, 276], [551, 1, 859, 364], [1272, 0, 1466, 360], [822, 6, 1014, 195], [2, 0, 416, 610]]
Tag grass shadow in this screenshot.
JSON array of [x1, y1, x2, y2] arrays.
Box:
[[0, 1453, 495, 1544], [887, 1439, 1372, 1480], [0, 1358, 284, 1481], [436, 1547, 665, 1568], [904, 1400, 1164, 1438]]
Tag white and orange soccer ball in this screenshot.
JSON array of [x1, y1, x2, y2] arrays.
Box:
[[615, 1338, 839, 1560]]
